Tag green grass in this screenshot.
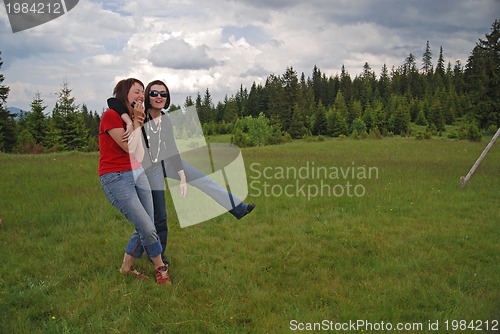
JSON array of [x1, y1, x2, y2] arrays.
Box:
[[0, 137, 499, 333]]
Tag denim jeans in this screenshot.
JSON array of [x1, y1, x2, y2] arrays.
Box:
[[100, 168, 162, 259], [144, 164, 168, 262], [145, 159, 247, 262]]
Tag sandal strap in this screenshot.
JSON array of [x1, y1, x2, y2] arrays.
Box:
[[122, 267, 150, 280]]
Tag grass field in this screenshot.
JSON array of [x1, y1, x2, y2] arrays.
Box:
[[0, 137, 499, 333]]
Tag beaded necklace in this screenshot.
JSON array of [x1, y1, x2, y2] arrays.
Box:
[[146, 113, 162, 163]]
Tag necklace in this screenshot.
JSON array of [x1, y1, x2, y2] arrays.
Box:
[[146, 115, 162, 163]]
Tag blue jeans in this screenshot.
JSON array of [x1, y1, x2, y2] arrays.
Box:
[[145, 160, 248, 261], [100, 168, 162, 259]]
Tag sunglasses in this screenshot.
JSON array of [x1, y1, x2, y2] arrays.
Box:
[[149, 90, 168, 98]]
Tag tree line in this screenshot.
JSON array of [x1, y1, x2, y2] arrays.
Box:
[[0, 19, 498, 153]]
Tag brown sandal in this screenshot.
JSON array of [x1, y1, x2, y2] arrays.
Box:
[[120, 267, 150, 280]]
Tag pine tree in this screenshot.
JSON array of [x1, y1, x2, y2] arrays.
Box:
[[26, 92, 47, 145], [223, 97, 238, 123], [435, 46, 446, 79], [362, 102, 375, 132], [247, 82, 267, 118], [464, 19, 500, 128], [281, 67, 300, 131], [429, 90, 446, 132], [332, 90, 348, 119], [452, 60, 465, 94], [51, 81, 88, 151], [372, 99, 386, 134], [328, 111, 348, 137], [422, 41, 433, 75], [266, 74, 287, 128], [184, 95, 194, 107], [339, 65, 352, 104], [348, 100, 363, 128], [311, 65, 323, 104], [0, 52, 16, 152], [351, 117, 367, 136], [199, 88, 216, 123], [415, 106, 428, 126], [391, 95, 411, 135], [312, 102, 327, 135], [288, 103, 306, 139], [378, 64, 391, 103]]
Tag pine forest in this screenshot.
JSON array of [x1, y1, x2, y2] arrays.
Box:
[[0, 20, 498, 153]]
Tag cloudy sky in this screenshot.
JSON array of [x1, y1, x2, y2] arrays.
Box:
[[0, 0, 498, 113]]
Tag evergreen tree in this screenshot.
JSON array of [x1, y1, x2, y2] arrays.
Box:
[[429, 90, 446, 132], [235, 85, 248, 117], [328, 110, 348, 137], [452, 60, 465, 95], [339, 65, 352, 104], [312, 102, 327, 135], [372, 99, 386, 134], [422, 40, 433, 75], [44, 116, 62, 150], [464, 19, 500, 128], [223, 97, 238, 123], [435, 46, 446, 79], [81, 104, 100, 139], [391, 95, 411, 135], [378, 64, 391, 103], [351, 117, 367, 135], [362, 102, 375, 132], [51, 81, 88, 151], [266, 74, 287, 128], [197, 88, 216, 124], [247, 82, 267, 118], [184, 95, 194, 108], [348, 100, 363, 128], [409, 98, 420, 122], [26, 92, 47, 145], [281, 66, 300, 131], [311, 65, 323, 104], [325, 75, 339, 106], [415, 106, 428, 126], [332, 90, 348, 119], [288, 103, 306, 139], [0, 52, 16, 152]]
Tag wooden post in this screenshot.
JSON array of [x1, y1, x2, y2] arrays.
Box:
[[460, 126, 500, 188]]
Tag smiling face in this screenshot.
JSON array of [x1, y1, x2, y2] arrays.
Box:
[[148, 84, 168, 110], [127, 82, 145, 110]]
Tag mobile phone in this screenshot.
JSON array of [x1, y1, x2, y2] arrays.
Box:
[[131, 101, 136, 108]]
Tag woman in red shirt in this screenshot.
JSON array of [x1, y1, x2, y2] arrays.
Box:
[[98, 78, 171, 285]]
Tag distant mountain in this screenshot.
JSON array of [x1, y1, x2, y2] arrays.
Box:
[[6, 107, 25, 118]]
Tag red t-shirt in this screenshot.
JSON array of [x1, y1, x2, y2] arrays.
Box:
[[98, 109, 142, 176]]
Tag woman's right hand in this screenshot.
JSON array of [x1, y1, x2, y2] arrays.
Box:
[[132, 102, 145, 127]]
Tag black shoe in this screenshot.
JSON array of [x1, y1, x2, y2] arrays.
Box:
[[238, 203, 255, 220]]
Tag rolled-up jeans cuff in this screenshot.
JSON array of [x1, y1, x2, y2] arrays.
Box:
[[125, 238, 144, 258], [125, 238, 162, 259], [143, 240, 163, 258]]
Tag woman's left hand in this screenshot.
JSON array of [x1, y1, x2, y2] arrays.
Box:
[[178, 170, 187, 197]]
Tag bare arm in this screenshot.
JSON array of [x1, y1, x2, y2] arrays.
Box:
[[107, 126, 143, 161], [108, 103, 145, 161]]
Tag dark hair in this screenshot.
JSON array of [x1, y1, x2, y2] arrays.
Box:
[[145, 80, 171, 111], [113, 78, 144, 107]]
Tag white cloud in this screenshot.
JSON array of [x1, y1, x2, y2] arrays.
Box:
[[148, 38, 219, 70], [0, 0, 498, 112]]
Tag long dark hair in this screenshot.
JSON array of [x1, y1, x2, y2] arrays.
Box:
[[145, 80, 171, 111], [113, 78, 144, 107]]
